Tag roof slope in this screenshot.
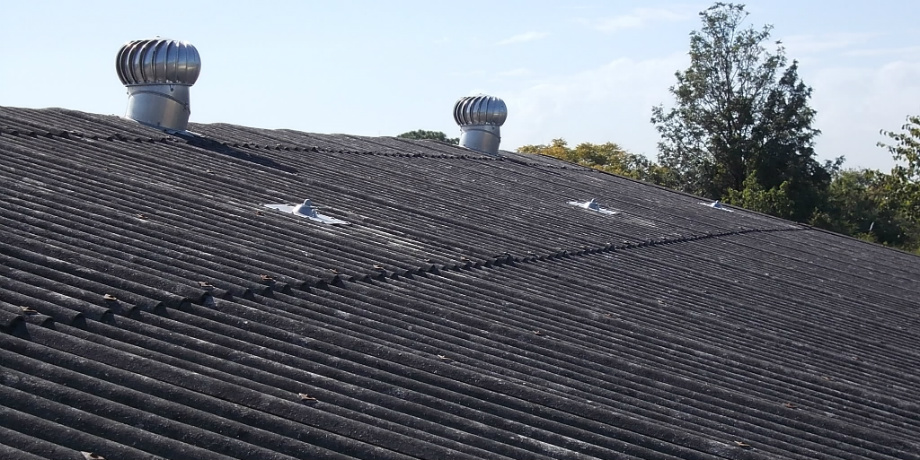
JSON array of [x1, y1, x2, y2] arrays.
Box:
[[2, 106, 919, 460]]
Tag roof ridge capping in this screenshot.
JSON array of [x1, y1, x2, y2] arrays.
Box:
[[453, 94, 507, 156], [116, 38, 201, 132]]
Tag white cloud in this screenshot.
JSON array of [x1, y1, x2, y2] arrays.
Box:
[[497, 31, 548, 45], [500, 53, 688, 156], [843, 45, 920, 59], [498, 68, 533, 78], [782, 32, 879, 56], [807, 60, 920, 170], [495, 50, 920, 173], [586, 7, 694, 33], [448, 69, 488, 78]]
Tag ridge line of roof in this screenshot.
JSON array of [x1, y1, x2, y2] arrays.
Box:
[[0, 124, 595, 170]]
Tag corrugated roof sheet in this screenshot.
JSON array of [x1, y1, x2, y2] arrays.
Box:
[[2, 106, 919, 460]]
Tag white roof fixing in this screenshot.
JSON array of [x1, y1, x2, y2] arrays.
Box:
[[263, 199, 349, 225], [568, 198, 618, 215], [703, 200, 733, 212]]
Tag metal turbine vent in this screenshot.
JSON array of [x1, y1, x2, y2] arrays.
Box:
[[116, 38, 201, 131], [453, 95, 507, 156]]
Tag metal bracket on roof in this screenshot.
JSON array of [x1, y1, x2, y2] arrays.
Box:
[[263, 199, 349, 225], [568, 198, 618, 215], [703, 200, 734, 212]]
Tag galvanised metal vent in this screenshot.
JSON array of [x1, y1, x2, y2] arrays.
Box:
[[116, 38, 201, 131], [453, 95, 507, 156]]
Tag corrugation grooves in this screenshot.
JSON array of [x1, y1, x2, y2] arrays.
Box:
[[2, 107, 920, 460]]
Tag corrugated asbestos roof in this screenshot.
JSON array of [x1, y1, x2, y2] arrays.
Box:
[[2, 106, 919, 460]]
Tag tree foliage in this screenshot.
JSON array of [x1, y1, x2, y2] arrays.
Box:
[[812, 168, 920, 251], [517, 139, 671, 183], [804, 117, 920, 252], [879, 115, 920, 225], [397, 130, 459, 145], [651, 2, 835, 222]]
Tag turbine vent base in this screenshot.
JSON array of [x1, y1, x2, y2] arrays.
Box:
[[458, 125, 501, 156], [124, 85, 192, 131]]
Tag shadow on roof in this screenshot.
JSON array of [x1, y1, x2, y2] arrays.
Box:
[[183, 134, 298, 174]]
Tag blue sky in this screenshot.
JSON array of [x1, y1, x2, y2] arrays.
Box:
[[2, 1, 919, 171]]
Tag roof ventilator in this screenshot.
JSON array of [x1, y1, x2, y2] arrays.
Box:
[[264, 199, 349, 225], [568, 198, 618, 215], [453, 95, 507, 156], [116, 38, 201, 132]]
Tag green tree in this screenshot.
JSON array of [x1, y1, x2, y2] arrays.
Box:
[[651, 2, 835, 222], [397, 130, 459, 145], [860, 114, 920, 251], [811, 167, 920, 251], [879, 115, 920, 224], [517, 139, 672, 184]]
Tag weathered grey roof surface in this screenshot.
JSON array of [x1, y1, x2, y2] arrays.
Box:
[[2, 106, 919, 460]]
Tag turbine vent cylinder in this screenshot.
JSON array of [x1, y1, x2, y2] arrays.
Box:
[[116, 38, 201, 131], [453, 95, 507, 156]]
